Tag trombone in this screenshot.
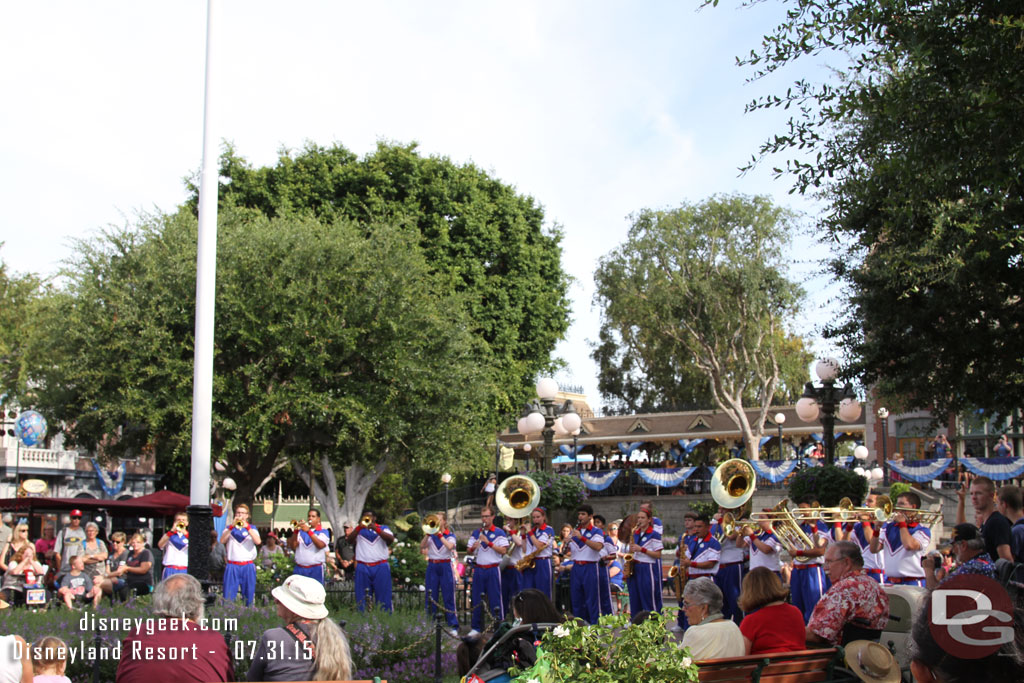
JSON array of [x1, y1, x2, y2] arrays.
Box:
[[748, 498, 817, 555], [875, 494, 943, 527]]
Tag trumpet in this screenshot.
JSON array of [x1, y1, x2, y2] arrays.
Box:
[[290, 519, 305, 529], [422, 514, 442, 536], [360, 515, 373, 527], [174, 521, 188, 531], [234, 519, 247, 529], [798, 498, 860, 524]]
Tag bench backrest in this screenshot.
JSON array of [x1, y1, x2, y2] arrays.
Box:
[[697, 648, 840, 683]]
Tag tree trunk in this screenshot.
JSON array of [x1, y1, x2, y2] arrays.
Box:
[[294, 450, 392, 534]]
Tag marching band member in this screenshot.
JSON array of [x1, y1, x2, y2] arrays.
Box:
[[289, 508, 331, 584], [627, 507, 663, 618], [420, 512, 459, 636], [569, 504, 605, 625], [790, 498, 829, 622], [593, 514, 617, 616], [848, 491, 886, 583], [682, 513, 720, 588], [220, 503, 261, 606], [521, 507, 554, 599], [712, 509, 747, 624], [501, 517, 526, 617], [346, 510, 394, 612], [674, 511, 698, 631], [742, 514, 783, 580], [869, 491, 930, 586], [638, 503, 664, 613], [466, 507, 509, 639], [157, 512, 189, 580]]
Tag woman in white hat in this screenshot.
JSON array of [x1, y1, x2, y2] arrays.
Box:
[[247, 574, 352, 682]]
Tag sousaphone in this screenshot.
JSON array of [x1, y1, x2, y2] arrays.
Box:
[[711, 458, 757, 509], [495, 475, 542, 520]]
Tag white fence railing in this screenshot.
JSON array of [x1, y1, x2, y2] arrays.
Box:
[[0, 446, 80, 472]]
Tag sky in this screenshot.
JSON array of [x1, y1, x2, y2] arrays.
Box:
[[0, 1, 843, 409]]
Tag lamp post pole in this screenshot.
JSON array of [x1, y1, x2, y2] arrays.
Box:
[[795, 358, 862, 465], [774, 412, 786, 460], [441, 473, 452, 520], [878, 407, 890, 485], [573, 431, 579, 474]]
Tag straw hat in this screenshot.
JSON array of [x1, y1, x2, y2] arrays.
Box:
[[271, 575, 329, 620], [844, 641, 900, 683]]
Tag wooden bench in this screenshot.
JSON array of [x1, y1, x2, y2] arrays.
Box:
[[696, 647, 854, 683]]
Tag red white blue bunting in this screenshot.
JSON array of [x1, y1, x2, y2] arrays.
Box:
[[635, 467, 698, 487], [578, 470, 622, 491], [960, 456, 1024, 481], [888, 457, 952, 483]]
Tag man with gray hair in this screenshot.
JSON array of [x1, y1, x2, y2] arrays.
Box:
[[116, 574, 233, 683], [806, 540, 889, 646], [923, 523, 994, 589]]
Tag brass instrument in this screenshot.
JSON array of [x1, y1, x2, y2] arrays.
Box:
[[516, 547, 542, 572], [495, 475, 541, 520], [718, 512, 758, 539], [360, 514, 373, 527], [876, 494, 943, 526], [748, 498, 817, 556], [668, 563, 685, 596], [798, 497, 860, 524], [234, 519, 246, 529], [711, 458, 757, 508], [422, 514, 443, 536], [290, 519, 305, 529], [622, 553, 635, 579], [174, 521, 188, 531]]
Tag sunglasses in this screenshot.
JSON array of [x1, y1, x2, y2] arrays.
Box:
[[71, 516, 82, 520]]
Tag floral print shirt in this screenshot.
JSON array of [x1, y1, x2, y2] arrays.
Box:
[[807, 570, 890, 644]]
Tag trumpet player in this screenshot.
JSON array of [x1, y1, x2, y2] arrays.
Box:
[[521, 507, 554, 599], [219, 503, 261, 606], [420, 512, 459, 636], [869, 491, 930, 586], [157, 512, 189, 580], [345, 510, 394, 612], [465, 507, 509, 639], [288, 507, 331, 584], [627, 507, 664, 618]]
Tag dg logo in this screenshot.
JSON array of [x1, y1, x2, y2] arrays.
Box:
[[929, 573, 1014, 659]]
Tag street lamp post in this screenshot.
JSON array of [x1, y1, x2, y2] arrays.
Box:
[[774, 412, 786, 460], [795, 358, 862, 465], [878, 407, 890, 485], [441, 472, 452, 520], [572, 430, 580, 474], [517, 378, 582, 472]]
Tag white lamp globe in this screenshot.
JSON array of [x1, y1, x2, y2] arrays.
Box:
[[524, 411, 546, 433], [774, 412, 787, 425], [877, 407, 889, 419], [536, 378, 559, 400], [870, 467, 884, 481], [441, 472, 452, 485], [838, 398, 863, 422], [222, 477, 237, 491], [795, 397, 820, 422], [553, 417, 567, 436], [561, 412, 582, 433], [517, 417, 529, 434], [853, 467, 866, 478], [815, 357, 841, 382], [523, 443, 532, 452], [853, 445, 870, 461]]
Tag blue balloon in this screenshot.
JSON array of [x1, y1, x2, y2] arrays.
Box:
[[14, 411, 47, 447]]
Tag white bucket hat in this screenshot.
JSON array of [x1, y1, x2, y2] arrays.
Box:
[[271, 575, 329, 620]]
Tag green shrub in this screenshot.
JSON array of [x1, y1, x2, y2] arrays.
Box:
[[255, 551, 295, 591], [888, 482, 913, 501], [528, 470, 589, 511], [788, 464, 868, 507]]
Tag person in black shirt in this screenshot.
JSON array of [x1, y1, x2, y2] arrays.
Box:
[[958, 475, 1012, 561], [997, 486, 1024, 566]]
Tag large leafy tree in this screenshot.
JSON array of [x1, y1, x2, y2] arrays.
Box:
[[593, 194, 808, 458], [717, 0, 1024, 416], [30, 210, 501, 526], [0, 252, 42, 403], [187, 141, 571, 413]]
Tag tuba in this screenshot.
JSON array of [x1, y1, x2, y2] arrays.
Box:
[[422, 514, 443, 536], [711, 459, 757, 509], [495, 475, 541, 520]]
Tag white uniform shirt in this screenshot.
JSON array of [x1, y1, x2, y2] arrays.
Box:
[[467, 526, 509, 566], [792, 522, 827, 566], [426, 530, 456, 561], [601, 534, 618, 560], [162, 531, 189, 567], [507, 529, 526, 563], [880, 522, 930, 579], [851, 522, 885, 572], [745, 530, 783, 572], [632, 524, 662, 564], [226, 526, 257, 563], [528, 525, 554, 559], [294, 527, 331, 567], [570, 524, 604, 563], [686, 533, 721, 576], [354, 525, 392, 563], [711, 523, 745, 565]]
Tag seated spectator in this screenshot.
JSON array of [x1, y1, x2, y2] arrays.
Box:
[[924, 523, 994, 590], [99, 533, 129, 602], [56, 556, 101, 610], [458, 588, 564, 679], [247, 575, 351, 682], [807, 541, 889, 647], [108, 534, 153, 600], [737, 567, 806, 655], [30, 636, 71, 683], [0, 633, 33, 683], [679, 577, 745, 660], [2, 546, 46, 607], [115, 574, 232, 683], [259, 533, 285, 569]]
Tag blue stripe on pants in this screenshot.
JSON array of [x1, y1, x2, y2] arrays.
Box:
[[294, 564, 325, 584], [501, 566, 522, 618], [627, 562, 659, 617], [471, 565, 503, 631], [223, 562, 256, 606], [425, 562, 459, 628], [713, 564, 744, 624], [571, 562, 601, 624], [790, 566, 825, 623], [597, 563, 613, 615], [355, 562, 393, 612], [522, 557, 552, 599]]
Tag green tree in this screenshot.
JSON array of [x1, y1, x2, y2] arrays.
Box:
[[715, 0, 1024, 417], [593, 195, 807, 458], [30, 210, 502, 528], [0, 251, 42, 403], [187, 141, 572, 415]]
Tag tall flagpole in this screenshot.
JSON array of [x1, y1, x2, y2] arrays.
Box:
[[188, 0, 221, 585]]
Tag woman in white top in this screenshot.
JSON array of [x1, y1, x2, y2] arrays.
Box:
[[679, 577, 745, 661], [0, 634, 33, 683]]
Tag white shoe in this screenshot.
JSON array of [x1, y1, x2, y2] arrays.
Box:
[[466, 629, 481, 640], [449, 628, 459, 638]]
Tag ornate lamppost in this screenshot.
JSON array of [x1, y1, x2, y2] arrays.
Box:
[[441, 472, 452, 519], [774, 412, 786, 460], [795, 358, 862, 465], [877, 407, 890, 485], [518, 378, 582, 471]]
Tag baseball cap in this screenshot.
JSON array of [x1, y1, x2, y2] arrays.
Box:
[[941, 523, 980, 549], [70, 509, 83, 517]]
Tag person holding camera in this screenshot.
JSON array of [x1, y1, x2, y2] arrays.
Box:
[[923, 523, 994, 590]]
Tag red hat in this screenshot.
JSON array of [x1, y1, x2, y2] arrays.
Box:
[[70, 509, 82, 517]]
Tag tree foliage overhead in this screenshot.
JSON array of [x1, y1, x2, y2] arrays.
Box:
[[187, 141, 572, 411], [719, 0, 1024, 416], [592, 194, 809, 458], [0, 252, 42, 403], [30, 210, 502, 501]]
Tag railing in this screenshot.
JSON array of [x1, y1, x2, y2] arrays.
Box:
[[417, 483, 484, 517], [254, 581, 475, 622], [0, 446, 79, 472]]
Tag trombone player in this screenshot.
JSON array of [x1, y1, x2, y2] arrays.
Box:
[[791, 497, 829, 623], [869, 491, 930, 586], [420, 512, 459, 636], [288, 507, 331, 584]]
